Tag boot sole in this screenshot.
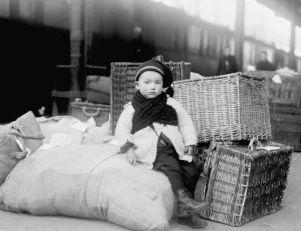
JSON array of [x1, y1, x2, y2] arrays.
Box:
[[178, 218, 208, 229], [179, 202, 210, 216]]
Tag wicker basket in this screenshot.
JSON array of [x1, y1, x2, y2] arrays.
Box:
[[269, 102, 301, 115], [250, 71, 301, 106], [195, 140, 293, 226], [71, 101, 110, 127], [173, 72, 272, 142], [110, 61, 191, 134], [270, 113, 301, 151]]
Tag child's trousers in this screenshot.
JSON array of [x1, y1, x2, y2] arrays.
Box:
[[153, 134, 199, 196]]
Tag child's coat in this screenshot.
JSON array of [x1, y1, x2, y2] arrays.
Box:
[[115, 97, 197, 169]]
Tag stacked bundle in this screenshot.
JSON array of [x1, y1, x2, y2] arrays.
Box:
[[172, 72, 293, 226], [0, 116, 175, 231], [109, 64, 293, 226]]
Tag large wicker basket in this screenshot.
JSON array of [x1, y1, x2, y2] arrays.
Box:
[[173, 72, 272, 142], [195, 140, 293, 226], [268, 103, 301, 152], [270, 113, 301, 151], [250, 70, 301, 106], [110, 61, 191, 134]]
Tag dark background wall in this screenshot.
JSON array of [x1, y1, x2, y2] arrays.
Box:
[[90, 0, 233, 76], [0, 0, 290, 122], [0, 18, 69, 122]]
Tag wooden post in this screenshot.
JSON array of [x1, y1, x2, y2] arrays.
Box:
[[84, 0, 93, 68], [70, 0, 84, 92], [9, 0, 19, 20], [289, 0, 296, 70], [51, 0, 84, 116], [34, 0, 43, 25], [234, 0, 245, 72]]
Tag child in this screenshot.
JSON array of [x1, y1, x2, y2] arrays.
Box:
[[115, 59, 209, 229]]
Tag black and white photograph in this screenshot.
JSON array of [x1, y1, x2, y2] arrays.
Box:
[[0, 0, 300, 230]]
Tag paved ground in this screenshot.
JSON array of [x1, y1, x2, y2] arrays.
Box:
[[0, 153, 300, 231]]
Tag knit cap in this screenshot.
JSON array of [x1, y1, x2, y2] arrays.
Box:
[[135, 60, 173, 88]]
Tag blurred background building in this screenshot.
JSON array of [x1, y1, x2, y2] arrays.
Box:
[[0, 0, 300, 121]]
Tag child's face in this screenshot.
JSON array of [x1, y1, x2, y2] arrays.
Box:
[[135, 71, 163, 99]]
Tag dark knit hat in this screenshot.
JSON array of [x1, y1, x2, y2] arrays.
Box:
[[135, 60, 173, 88]]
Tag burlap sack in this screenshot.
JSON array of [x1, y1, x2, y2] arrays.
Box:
[[0, 134, 24, 185], [1, 111, 45, 153], [38, 116, 115, 146], [38, 116, 84, 145], [0, 144, 174, 231], [0, 111, 44, 185]]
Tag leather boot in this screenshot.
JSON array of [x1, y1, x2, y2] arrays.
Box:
[[175, 189, 210, 217], [178, 213, 208, 229]]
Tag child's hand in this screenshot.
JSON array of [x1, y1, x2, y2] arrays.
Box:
[[184, 145, 198, 165], [126, 148, 137, 166], [184, 145, 195, 155]]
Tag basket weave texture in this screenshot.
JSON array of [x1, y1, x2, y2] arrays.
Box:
[[173, 72, 272, 142], [268, 102, 301, 152], [250, 70, 301, 106], [195, 141, 293, 226], [110, 61, 191, 134], [270, 113, 301, 151]]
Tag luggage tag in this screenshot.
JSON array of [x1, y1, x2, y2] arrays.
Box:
[[69, 119, 90, 133]]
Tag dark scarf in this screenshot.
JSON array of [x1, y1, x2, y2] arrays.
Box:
[[131, 91, 178, 134]]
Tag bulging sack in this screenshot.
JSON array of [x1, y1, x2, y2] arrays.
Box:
[[0, 134, 24, 185], [0, 144, 175, 231], [1, 111, 45, 153], [38, 116, 84, 145], [0, 111, 44, 185]]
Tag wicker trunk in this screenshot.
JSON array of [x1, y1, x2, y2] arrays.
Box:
[[268, 102, 301, 152], [173, 72, 272, 142], [250, 70, 301, 106], [110, 61, 191, 134], [270, 113, 301, 152], [195, 141, 293, 226]]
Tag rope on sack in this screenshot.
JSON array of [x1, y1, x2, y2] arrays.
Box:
[[8, 122, 45, 140]]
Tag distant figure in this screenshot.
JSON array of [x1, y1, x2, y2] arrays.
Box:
[[127, 26, 155, 62], [256, 51, 275, 71], [132, 26, 143, 56], [216, 46, 238, 75]]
